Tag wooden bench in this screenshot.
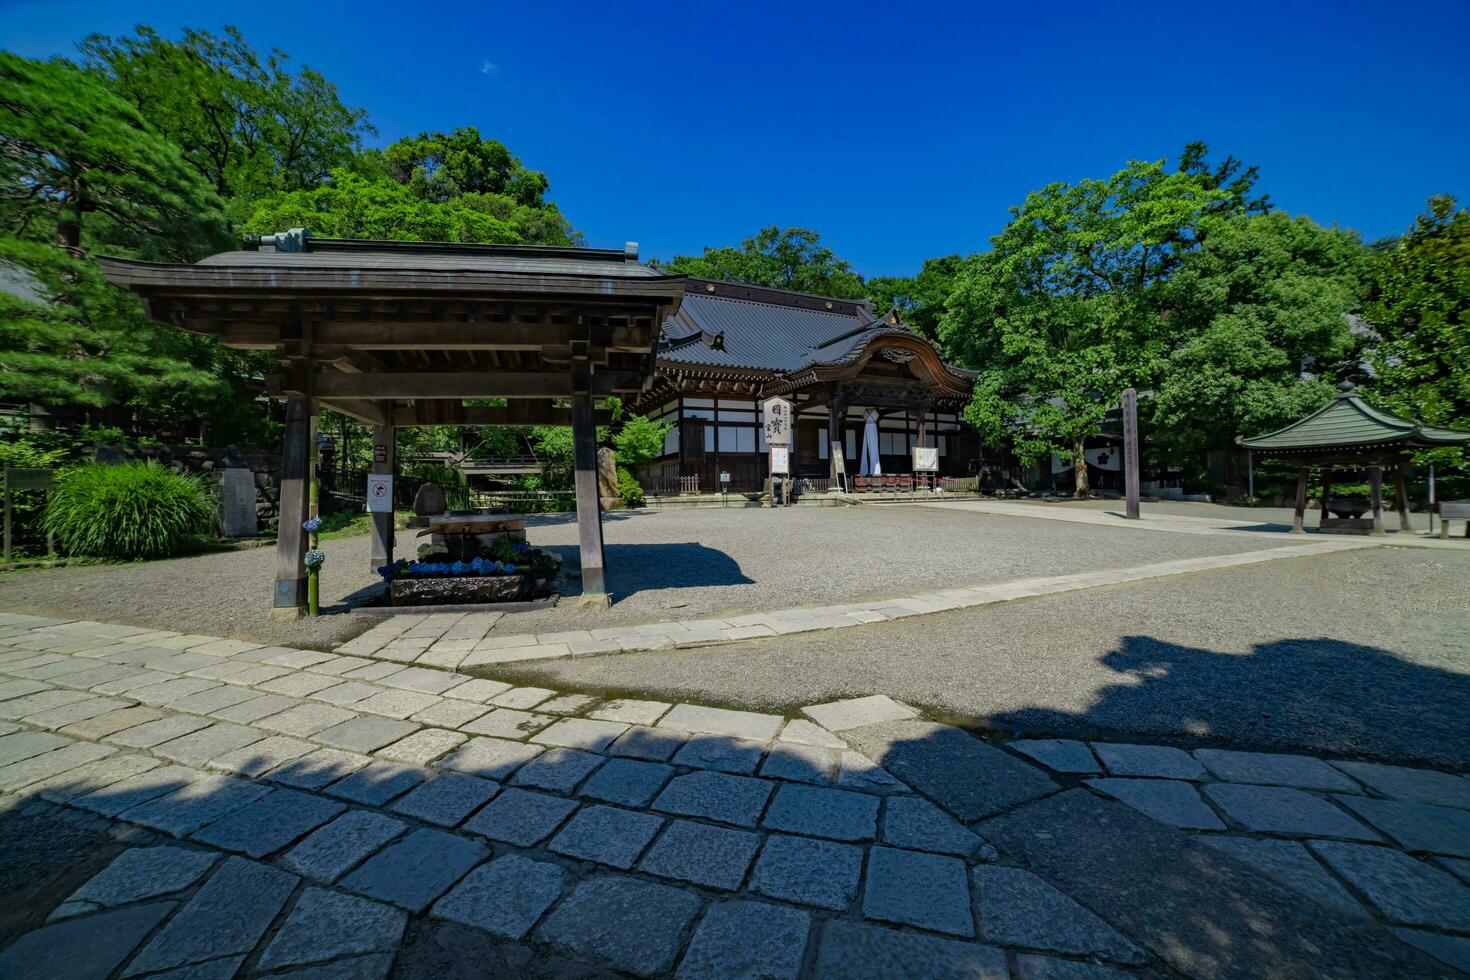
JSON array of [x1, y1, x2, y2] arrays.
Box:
[[1440, 500, 1470, 539]]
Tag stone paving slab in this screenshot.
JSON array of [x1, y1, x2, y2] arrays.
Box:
[[122, 857, 297, 977], [390, 772, 498, 827], [1203, 836, 1367, 918], [800, 696, 917, 733], [1309, 840, 1470, 932], [536, 875, 703, 977], [654, 770, 774, 827], [973, 865, 1144, 963], [1202, 783, 1379, 839], [813, 919, 1008, 980], [340, 827, 488, 912], [762, 783, 878, 841], [57, 846, 218, 917], [1334, 794, 1470, 857], [0, 901, 178, 980], [881, 795, 989, 858], [432, 853, 565, 941], [462, 787, 578, 846], [1194, 748, 1363, 792], [192, 787, 345, 857], [1009, 738, 1100, 774], [1092, 742, 1206, 780], [257, 887, 407, 972], [982, 789, 1436, 978], [639, 819, 761, 891], [863, 846, 974, 936], [844, 719, 1056, 821], [283, 810, 408, 882], [677, 900, 810, 980], [1331, 760, 1470, 809], [749, 834, 864, 910], [550, 804, 664, 869], [1085, 777, 1226, 830]]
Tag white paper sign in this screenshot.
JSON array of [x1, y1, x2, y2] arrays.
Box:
[[830, 442, 846, 476], [366, 474, 394, 513], [769, 446, 790, 475], [762, 397, 794, 446], [912, 446, 939, 472]]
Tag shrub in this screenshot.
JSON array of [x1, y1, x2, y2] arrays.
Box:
[[617, 467, 645, 508], [44, 462, 216, 559]]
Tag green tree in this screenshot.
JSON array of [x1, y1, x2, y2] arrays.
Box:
[[0, 52, 230, 258], [663, 226, 867, 298], [1365, 195, 1470, 479], [78, 26, 373, 221], [382, 127, 550, 206], [612, 414, 673, 468], [241, 169, 522, 243], [867, 254, 965, 342], [942, 152, 1245, 496], [0, 237, 222, 415], [1152, 212, 1367, 473]]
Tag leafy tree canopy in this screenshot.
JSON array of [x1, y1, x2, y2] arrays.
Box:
[[613, 414, 673, 469], [1152, 211, 1368, 465], [942, 147, 1259, 494], [1365, 195, 1470, 477], [867, 254, 965, 342], [78, 25, 373, 221], [662, 226, 867, 298], [241, 169, 523, 244], [377, 127, 550, 207], [0, 52, 230, 259]]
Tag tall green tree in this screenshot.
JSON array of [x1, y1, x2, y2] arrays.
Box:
[[663, 226, 867, 298], [1152, 212, 1367, 474], [942, 150, 1254, 496], [866, 254, 965, 342], [0, 52, 230, 258], [1365, 195, 1470, 479], [78, 26, 373, 221], [380, 127, 551, 207]]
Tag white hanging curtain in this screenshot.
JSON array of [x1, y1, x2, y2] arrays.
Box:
[[860, 408, 882, 476]]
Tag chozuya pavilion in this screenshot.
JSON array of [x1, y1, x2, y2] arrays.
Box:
[[1239, 382, 1470, 534], [100, 230, 688, 615], [624, 279, 980, 493]]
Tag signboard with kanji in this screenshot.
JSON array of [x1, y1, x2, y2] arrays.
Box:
[[768, 446, 790, 475], [830, 442, 846, 476], [912, 446, 939, 472], [366, 474, 394, 513], [762, 397, 793, 446]]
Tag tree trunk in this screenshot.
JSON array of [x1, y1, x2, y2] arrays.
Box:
[[1073, 438, 1090, 499]]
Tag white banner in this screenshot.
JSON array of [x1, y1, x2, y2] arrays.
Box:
[[769, 446, 790, 475], [762, 397, 793, 446]]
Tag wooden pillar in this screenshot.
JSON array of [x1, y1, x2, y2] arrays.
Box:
[[1291, 467, 1308, 533], [570, 358, 608, 606], [1393, 462, 1412, 532], [1122, 387, 1140, 520], [1368, 465, 1386, 535], [1319, 468, 1334, 529], [273, 396, 312, 615], [370, 417, 395, 571]]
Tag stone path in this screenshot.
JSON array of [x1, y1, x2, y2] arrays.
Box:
[[0, 613, 1466, 977], [340, 539, 1373, 667]]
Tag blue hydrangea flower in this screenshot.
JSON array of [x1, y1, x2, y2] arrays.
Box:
[[451, 561, 468, 575], [376, 563, 394, 580], [511, 541, 530, 553], [502, 563, 517, 575], [304, 548, 326, 570], [302, 517, 322, 532]]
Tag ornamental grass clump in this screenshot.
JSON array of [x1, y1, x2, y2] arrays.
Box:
[[44, 461, 216, 560]]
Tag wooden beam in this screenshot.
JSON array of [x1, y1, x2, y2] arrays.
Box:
[[268, 370, 643, 400], [221, 321, 651, 352], [391, 402, 612, 427], [1291, 468, 1308, 534], [319, 399, 388, 425]]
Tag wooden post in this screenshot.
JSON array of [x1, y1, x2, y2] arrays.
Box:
[[272, 396, 312, 615], [2, 470, 11, 564], [1393, 462, 1412, 532], [570, 359, 608, 606], [1319, 469, 1334, 529], [1291, 467, 1308, 533], [1122, 387, 1141, 520], [1428, 464, 1436, 536], [370, 420, 396, 571], [1246, 451, 1254, 500], [1368, 465, 1386, 535]]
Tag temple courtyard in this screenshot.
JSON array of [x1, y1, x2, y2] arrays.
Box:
[[0, 502, 1467, 977]]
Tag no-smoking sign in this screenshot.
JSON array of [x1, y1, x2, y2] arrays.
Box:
[[367, 474, 393, 513]]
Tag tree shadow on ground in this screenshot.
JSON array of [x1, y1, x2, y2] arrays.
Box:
[[985, 634, 1470, 770]]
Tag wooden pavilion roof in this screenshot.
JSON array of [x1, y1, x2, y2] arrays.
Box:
[[99, 231, 688, 428], [1238, 384, 1470, 462]]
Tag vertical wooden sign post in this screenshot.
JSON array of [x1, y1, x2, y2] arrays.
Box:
[[1122, 387, 1141, 520]]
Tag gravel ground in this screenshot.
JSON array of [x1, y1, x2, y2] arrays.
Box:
[[502, 546, 1470, 769], [0, 506, 1290, 646]]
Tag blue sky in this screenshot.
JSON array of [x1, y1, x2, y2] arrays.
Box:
[[3, 1, 1467, 277]]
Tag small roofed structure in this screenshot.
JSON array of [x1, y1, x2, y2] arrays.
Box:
[[1239, 383, 1470, 534], [100, 230, 686, 613]]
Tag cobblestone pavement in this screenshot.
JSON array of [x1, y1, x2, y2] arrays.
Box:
[[0, 613, 1466, 978], [341, 539, 1371, 668]]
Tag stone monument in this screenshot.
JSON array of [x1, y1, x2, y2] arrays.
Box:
[[219, 467, 258, 537], [597, 447, 620, 510]]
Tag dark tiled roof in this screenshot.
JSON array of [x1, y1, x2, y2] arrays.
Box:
[[658, 280, 967, 379]]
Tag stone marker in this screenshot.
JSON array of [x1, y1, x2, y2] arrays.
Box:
[[219, 468, 257, 537]]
